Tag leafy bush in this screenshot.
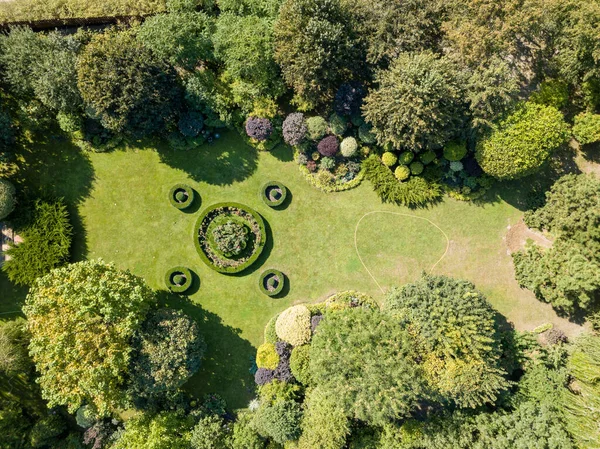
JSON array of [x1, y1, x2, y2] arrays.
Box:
[[30, 415, 66, 448], [255, 368, 276, 386], [358, 123, 376, 144], [275, 305, 311, 347], [264, 314, 279, 344], [274, 341, 294, 383], [245, 117, 273, 141], [340, 137, 358, 157], [252, 399, 302, 444], [476, 102, 570, 180], [398, 151, 414, 165], [190, 414, 229, 449], [75, 405, 96, 429], [57, 111, 82, 133], [317, 135, 339, 157], [3, 199, 72, 286], [0, 178, 16, 219], [443, 141, 467, 161], [325, 291, 378, 311], [329, 113, 348, 136], [530, 79, 569, 109], [410, 161, 424, 175], [212, 221, 248, 257], [449, 161, 464, 172], [290, 345, 311, 385], [381, 152, 398, 166], [394, 165, 410, 181], [178, 111, 204, 137], [282, 112, 307, 146], [546, 329, 568, 345], [320, 157, 335, 170], [334, 82, 365, 116], [306, 116, 328, 141], [257, 343, 280, 370], [420, 150, 436, 165], [573, 112, 600, 145]]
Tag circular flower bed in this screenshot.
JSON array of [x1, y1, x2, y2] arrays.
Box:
[[261, 182, 288, 207], [169, 184, 194, 210], [194, 203, 266, 274], [259, 269, 285, 296], [165, 267, 193, 293]]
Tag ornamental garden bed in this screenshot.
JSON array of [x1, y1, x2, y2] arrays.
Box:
[[259, 269, 285, 296], [194, 202, 266, 274], [169, 184, 194, 210], [261, 182, 287, 207], [165, 266, 193, 293]]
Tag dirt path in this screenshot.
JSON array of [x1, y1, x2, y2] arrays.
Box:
[[505, 219, 553, 254]]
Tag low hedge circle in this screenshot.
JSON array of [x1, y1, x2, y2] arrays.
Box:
[[194, 202, 267, 274], [259, 269, 285, 296], [169, 184, 194, 210], [165, 266, 193, 293], [261, 182, 288, 207]]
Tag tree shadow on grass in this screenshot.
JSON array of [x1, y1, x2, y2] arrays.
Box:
[[270, 143, 294, 162], [157, 131, 258, 186], [11, 132, 95, 261], [156, 291, 256, 410]]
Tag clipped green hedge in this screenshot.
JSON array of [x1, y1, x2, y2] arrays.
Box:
[[169, 184, 194, 210], [259, 269, 285, 296], [165, 266, 193, 293], [194, 202, 266, 274], [261, 182, 288, 208]]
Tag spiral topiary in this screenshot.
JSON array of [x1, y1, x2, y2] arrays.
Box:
[[259, 269, 285, 297], [0, 178, 16, 220], [398, 151, 414, 165], [165, 266, 193, 293], [169, 184, 194, 210], [261, 182, 287, 207], [340, 137, 358, 157], [444, 141, 467, 161], [394, 165, 410, 181], [410, 161, 424, 175], [381, 152, 398, 167], [275, 305, 311, 347], [317, 135, 339, 157]]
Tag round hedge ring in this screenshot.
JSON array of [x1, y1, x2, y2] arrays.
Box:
[[195, 202, 267, 274], [165, 267, 193, 293], [261, 182, 287, 207], [259, 269, 285, 296], [169, 184, 194, 210]]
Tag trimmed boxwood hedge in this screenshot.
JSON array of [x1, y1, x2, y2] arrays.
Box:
[[165, 266, 193, 293], [261, 182, 288, 207], [169, 184, 194, 210], [259, 269, 285, 296], [194, 202, 267, 274]]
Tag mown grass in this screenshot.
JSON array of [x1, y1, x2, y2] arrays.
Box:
[[4, 131, 582, 408]]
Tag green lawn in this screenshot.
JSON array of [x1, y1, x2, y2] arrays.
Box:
[[4, 130, 583, 408]]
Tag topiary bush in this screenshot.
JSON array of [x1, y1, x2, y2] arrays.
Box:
[[282, 112, 307, 146], [420, 150, 437, 165], [398, 152, 414, 165], [169, 184, 194, 210], [410, 161, 424, 175], [0, 178, 16, 220], [245, 117, 273, 142], [573, 112, 600, 145], [257, 343, 280, 370], [306, 116, 328, 141], [164, 266, 193, 293], [381, 152, 398, 167], [275, 305, 311, 347], [260, 182, 287, 207], [340, 137, 358, 157], [329, 113, 347, 136], [317, 135, 339, 156], [178, 111, 204, 137], [290, 344, 311, 385], [394, 165, 410, 181], [443, 141, 467, 161], [259, 269, 285, 297]]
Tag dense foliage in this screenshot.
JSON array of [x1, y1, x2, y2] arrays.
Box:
[[0, 178, 16, 219]]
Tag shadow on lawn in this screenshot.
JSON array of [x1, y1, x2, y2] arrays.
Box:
[[10, 131, 95, 261], [157, 291, 256, 410], [157, 131, 258, 186]]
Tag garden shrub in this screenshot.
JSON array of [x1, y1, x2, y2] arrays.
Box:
[[178, 111, 204, 137], [290, 345, 311, 385], [164, 266, 193, 293], [274, 341, 294, 383], [255, 368, 276, 386], [257, 343, 280, 370], [169, 184, 194, 210], [334, 82, 365, 116], [420, 150, 437, 165], [320, 157, 335, 170], [29, 415, 66, 448], [530, 79, 569, 109], [394, 165, 410, 181], [264, 314, 279, 344], [329, 113, 348, 136], [410, 162, 424, 175], [317, 135, 339, 156], [3, 199, 72, 286], [0, 178, 16, 219], [282, 112, 307, 146], [443, 141, 467, 161], [381, 152, 398, 167], [358, 123, 376, 144], [476, 102, 570, 180], [275, 305, 311, 347], [259, 269, 285, 296], [75, 405, 96, 429], [545, 329, 567, 345], [340, 137, 358, 157], [252, 399, 302, 444], [245, 117, 273, 141], [57, 111, 82, 133], [573, 112, 600, 145], [449, 161, 464, 172], [325, 291, 378, 311], [261, 182, 287, 207], [212, 221, 248, 256], [398, 151, 414, 165], [306, 116, 328, 141]]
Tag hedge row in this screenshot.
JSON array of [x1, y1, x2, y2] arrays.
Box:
[[259, 269, 285, 296], [260, 182, 287, 208], [164, 266, 193, 293]]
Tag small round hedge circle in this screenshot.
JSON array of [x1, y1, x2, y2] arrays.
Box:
[[398, 151, 415, 165], [381, 152, 398, 167], [410, 161, 424, 175], [261, 182, 287, 207], [259, 269, 285, 296], [165, 267, 193, 293], [394, 165, 410, 181], [194, 203, 266, 274], [444, 142, 467, 161], [169, 184, 194, 210]]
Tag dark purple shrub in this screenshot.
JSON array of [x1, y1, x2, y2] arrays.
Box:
[[255, 368, 276, 386], [275, 341, 291, 357], [306, 160, 317, 172], [83, 420, 118, 449], [311, 315, 323, 333], [246, 117, 273, 141], [282, 112, 307, 146], [334, 83, 365, 117], [463, 157, 483, 177], [317, 135, 339, 157], [274, 356, 294, 383], [546, 329, 568, 345]]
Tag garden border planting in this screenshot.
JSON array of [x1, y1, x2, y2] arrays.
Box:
[[165, 266, 193, 293], [260, 182, 288, 207], [169, 184, 194, 210], [259, 269, 285, 296]]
